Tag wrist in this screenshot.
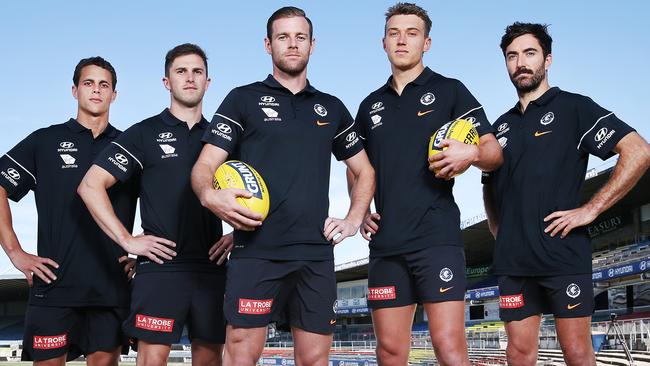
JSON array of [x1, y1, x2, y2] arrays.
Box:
[[345, 213, 364, 229], [7, 247, 24, 260]]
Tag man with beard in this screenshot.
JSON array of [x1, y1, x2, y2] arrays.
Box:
[[483, 23, 650, 365], [0, 57, 137, 365], [349, 3, 502, 365], [78, 44, 228, 366], [191, 7, 375, 365]]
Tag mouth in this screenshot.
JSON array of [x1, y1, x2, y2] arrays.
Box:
[[89, 98, 103, 103], [183, 86, 197, 90]]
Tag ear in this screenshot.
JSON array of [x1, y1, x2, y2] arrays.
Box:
[[423, 36, 432, 53], [264, 37, 272, 55], [309, 37, 316, 55], [544, 53, 553, 71], [205, 77, 211, 91], [72, 85, 78, 100], [110, 90, 117, 103], [382, 37, 387, 52], [162, 77, 171, 91]]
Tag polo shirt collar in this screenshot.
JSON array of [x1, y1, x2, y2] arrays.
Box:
[[161, 108, 208, 129], [380, 67, 436, 93], [65, 118, 118, 138], [512, 86, 561, 113], [262, 74, 318, 95]]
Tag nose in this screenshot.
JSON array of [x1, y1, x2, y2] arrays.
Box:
[[288, 36, 298, 49], [397, 32, 407, 45]]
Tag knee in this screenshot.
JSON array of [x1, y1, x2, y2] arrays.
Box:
[[136, 352, 168, 366], [295, 349, 329, 366], [431, 335, 468, 366], [561, 342, 594, 366], [506, 342, 538, 366], [224, 340, 261, 366], [376, 339, 409, 365]]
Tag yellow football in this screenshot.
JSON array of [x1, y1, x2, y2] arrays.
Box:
[[213, 160, 270, 220], [428, 118, 480, 175]]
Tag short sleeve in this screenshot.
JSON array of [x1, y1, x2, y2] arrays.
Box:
[[202, 88, 245, 154], [452, 81, 494, 136], [94, 124, 144, 182], [332, 101, 363, 161], [575, 97, 635, 160], [0, 132, 39, 201]]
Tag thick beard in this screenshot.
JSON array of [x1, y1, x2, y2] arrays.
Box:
[[510, 66, 545, 93], [274, 56, 308, 76]]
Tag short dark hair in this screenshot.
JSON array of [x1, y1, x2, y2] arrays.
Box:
[[266, 6, 313, 40], [165, 43, 208, 77], [385, 2, 432, 37], [73, 57, 117, 90], [500, 22, 553, 57]]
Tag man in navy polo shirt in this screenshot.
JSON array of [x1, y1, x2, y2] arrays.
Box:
[[191, 7, 375, 365], [0, 57, 137, 365], [78, 44, 228, 366], [349, 3, 502, 365], [483, 22, 650, 365]]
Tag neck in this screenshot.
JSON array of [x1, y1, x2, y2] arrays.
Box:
[[76, 110, 109, 138], [272, 67, 308, 95], [390, 62, 425, 95], [517, 80, 551, 113], [169, 100, 203, 129]]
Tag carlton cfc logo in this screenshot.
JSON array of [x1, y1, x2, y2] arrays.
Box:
[[314, 104, 328, 117], [540, 112, 555, 125], [420, 92, 435, 105], [439, 267, 453, 282], [566, 283, 581, 298]]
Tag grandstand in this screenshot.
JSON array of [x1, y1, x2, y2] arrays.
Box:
[[1, 165, 649, 365]]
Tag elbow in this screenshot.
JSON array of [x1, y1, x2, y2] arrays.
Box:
[[77, 178, 89, 202]]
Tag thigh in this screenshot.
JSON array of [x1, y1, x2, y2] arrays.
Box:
[[409, 246, 467, 302], [288, 260, 337, 335], [124, 272, 192, 344], [367, 254, 415, 309], [223, 258, 295, 329], [424, 301, 466, 343], [498, 276, 546, 322], [371, 305, 416, 349], [292, 326, 333, 366], [504, 315, 542, 350], [22, 306, 79, 362], [188, 272, 227, 344], [541, 274, 594, 318]]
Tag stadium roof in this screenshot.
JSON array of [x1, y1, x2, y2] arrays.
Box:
[[335, 165, 650, 282]]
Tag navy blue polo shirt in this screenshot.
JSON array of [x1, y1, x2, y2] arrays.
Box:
[[356, 67, 493, 257], [95, 109, 224, 274], [202, 75, 363, 261], [483, 87, 635, 276], [0, 119, 137, 307]]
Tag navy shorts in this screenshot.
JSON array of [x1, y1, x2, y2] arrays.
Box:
[[368, 245, 466, 308], [498, 274, 594, 321], [21, 305, 128, 361], [124, 271, 226, 344], [224, 258, 337, 335]]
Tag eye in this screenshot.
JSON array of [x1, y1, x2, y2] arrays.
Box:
[[408, 32, 417, 37], [100, 82, 110, 89], [389, 31, 398, 37], [195, 70, 203, 75], [297, 35, 306, 41], [83, 81, 92, 86], [277, 35, 287, 41]]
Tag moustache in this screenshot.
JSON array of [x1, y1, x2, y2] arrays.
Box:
[[513, 68, 534, 78]]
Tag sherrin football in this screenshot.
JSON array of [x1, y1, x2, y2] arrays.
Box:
[[213, 160, 270, 220], [428, 118, 480, 175]]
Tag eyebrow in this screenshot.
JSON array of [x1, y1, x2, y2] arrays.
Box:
[[387, 27, 421, 32]]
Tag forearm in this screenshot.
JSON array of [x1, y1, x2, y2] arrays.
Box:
[[474, 137, 503, 172], [0, 189, 25, 259], [191, 159, 217, 206], [346, 167, 375, 226], [78, 177, 132, 249], [586, 144, 650, 215], [482, 184, 499, 238]]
